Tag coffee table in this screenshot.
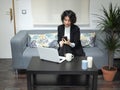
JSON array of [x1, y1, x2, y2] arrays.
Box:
[[27, 56, 98, 90]]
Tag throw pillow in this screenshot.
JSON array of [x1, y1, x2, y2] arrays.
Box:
[[28, 33, 57, 48], [80, 32, 96, 48]]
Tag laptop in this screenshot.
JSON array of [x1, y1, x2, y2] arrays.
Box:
[[37, 47, 66, 63]]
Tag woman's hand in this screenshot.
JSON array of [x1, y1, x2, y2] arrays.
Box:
[[59, 39, 71, 47], [63, 39, 71, 45]]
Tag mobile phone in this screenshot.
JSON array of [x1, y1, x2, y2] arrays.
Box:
[[62, 36, 68, 41]]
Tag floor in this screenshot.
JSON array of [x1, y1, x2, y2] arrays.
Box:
[[0, 59, 120, 90]]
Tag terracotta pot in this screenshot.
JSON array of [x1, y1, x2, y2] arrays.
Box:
[[101, 66, 117, 81]]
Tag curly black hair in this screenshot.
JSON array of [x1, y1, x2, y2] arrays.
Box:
[[61, 10, 77, 24]]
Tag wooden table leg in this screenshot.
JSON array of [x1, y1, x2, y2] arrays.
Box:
[[92, 73, 98, 90], [27, 72, 32, 90]]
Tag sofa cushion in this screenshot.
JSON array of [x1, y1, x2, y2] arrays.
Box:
[[28, 33, 57, 48], [24, 47, 104, 60], [81, 32, 96, 48], [28, 32, 96, 48]]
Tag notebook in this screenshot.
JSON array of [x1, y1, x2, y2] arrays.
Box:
[[37, 47, 66, 63]]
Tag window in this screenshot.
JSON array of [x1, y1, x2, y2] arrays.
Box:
[[31, 0, 89, 26]]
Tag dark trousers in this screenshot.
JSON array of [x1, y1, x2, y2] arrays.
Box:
[[58, 44, 72, 56]]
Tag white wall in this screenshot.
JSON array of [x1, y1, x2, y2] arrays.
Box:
[[15, 0, 33, 32], [15, 0, 120, 32], [89, 0, 120, 30]]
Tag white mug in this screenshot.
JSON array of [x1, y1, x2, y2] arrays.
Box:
[[65, 53, 74, 61]]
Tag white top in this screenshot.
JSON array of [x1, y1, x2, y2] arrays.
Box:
[[64, 26, 70, 40], [64, 27, 75, 47]]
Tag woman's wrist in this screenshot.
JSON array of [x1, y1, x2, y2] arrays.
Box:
[[59, 41, 64, 47], [69, 42, 75, 47]]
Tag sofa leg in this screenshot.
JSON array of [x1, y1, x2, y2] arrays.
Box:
[[13, 69, 18, 78], [15, 69, 18, 75]]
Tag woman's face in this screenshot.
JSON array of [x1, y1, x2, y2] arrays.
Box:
[[63, 16, 71, 27]]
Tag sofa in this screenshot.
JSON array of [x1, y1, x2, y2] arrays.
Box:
[[10, 30, 108, 72]]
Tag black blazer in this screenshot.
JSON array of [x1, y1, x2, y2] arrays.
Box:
[[57, 24, 85, 56]]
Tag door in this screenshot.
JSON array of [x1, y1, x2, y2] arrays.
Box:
[[0, 0, 14, 58]]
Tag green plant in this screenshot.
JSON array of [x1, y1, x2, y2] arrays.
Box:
[[96, 3, 120, 70]]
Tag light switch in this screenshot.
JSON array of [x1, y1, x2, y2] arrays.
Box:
[[22, 10, 26, 14]]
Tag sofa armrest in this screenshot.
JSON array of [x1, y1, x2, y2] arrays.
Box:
[[10, 31, 28, 60]]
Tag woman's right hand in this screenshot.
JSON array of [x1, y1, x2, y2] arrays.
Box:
[[59, 40, 64, 47]]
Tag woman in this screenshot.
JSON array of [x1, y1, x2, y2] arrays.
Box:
[[57, 10, 87, 83], [57, 10, 85, 57]]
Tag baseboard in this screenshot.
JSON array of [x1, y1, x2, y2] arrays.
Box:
[[0, 58, 12, 60]]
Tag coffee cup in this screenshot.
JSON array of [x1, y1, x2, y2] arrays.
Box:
[[81, 60, 88, 70], [65, 53, 74, 61]]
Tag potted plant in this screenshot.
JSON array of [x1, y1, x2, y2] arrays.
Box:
[[96, 3, 120, 81]]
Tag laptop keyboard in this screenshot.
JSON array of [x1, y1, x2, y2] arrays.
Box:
[[59, 56, 65, 61]]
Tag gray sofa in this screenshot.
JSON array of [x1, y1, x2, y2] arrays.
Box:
[[10, 30, 108, 71]]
